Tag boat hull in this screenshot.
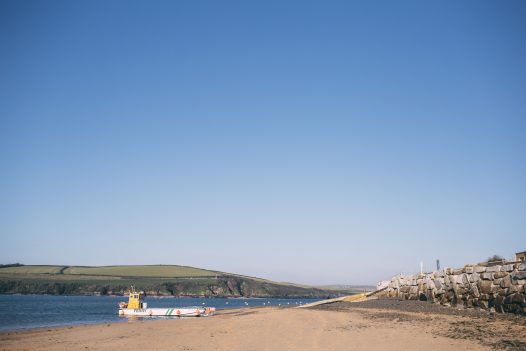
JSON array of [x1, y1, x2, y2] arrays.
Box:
[[119, 307, 215, 317]]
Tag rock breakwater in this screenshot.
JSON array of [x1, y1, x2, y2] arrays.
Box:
[[384, 262, 526, 315]]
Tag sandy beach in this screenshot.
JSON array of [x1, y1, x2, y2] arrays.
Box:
[[2, 300, 525, 351]]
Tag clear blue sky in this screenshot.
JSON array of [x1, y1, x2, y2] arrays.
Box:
[[1, 0, 525, 285]]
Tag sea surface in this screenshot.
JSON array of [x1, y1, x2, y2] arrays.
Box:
[[0, 295, 321, 332]]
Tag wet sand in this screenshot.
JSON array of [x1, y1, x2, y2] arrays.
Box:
[[1, 300, 525, 351]]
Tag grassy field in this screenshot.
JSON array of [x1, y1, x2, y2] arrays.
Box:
[[0, 265, 66, 275], [62, 265, 218, 278]]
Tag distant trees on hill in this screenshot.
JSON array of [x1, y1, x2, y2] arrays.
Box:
[[0, 263, 24, 268], [486, 255, 505, 263]]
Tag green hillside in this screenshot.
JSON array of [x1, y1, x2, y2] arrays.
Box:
[[0, 264, 356, 298], [62, 265, 218, 277], [0, 265, 66, 275]]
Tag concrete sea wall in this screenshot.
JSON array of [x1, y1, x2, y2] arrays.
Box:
[[384, 262, 526, 315]]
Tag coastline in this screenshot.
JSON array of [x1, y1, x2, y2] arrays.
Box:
[[0, 295, 316, 333], [2, 300, 525, 351]]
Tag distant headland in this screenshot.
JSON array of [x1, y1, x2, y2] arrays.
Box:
[[0, 264, 370, 298]]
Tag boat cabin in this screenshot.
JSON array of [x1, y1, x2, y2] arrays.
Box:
[[127, 291, 145, 309], [119, 289, 146, 310]]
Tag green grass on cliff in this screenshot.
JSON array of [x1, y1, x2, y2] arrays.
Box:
[[0, 265, 66, 275], [62, 265, 218, 278]]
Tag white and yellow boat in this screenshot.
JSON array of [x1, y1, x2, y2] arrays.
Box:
[[118, 288, 216, 317]]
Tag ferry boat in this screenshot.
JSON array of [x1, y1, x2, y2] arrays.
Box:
[[118, 288, 216, 317]]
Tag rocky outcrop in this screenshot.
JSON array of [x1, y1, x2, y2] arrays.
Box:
[[384, 262, 526, 315]]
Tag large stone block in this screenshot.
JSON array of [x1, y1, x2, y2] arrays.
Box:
[[493, 272, 507, 279], [470, 284, 480, 298], [456, 274, 469, 284], [474, 266, 486, 273], [470, 272, 480, 283], [427, 280, 436, 290], [518, 262, 526, 271], [451, 275, 461, 284], [479, 281, 493, 294], [481, 272, 493, 280], [512, 271, 526, 280], [465, 266, 474, 274], [486, 265, 502, 272], [500, 275, 512, 288], [500, 264, 514, 272], [428, 289, 438, 302], [508, 284, 523, 294], [452, 283, 460, 294]]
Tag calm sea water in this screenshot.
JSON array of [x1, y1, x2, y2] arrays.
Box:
[[0, 295, 320, 331]]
